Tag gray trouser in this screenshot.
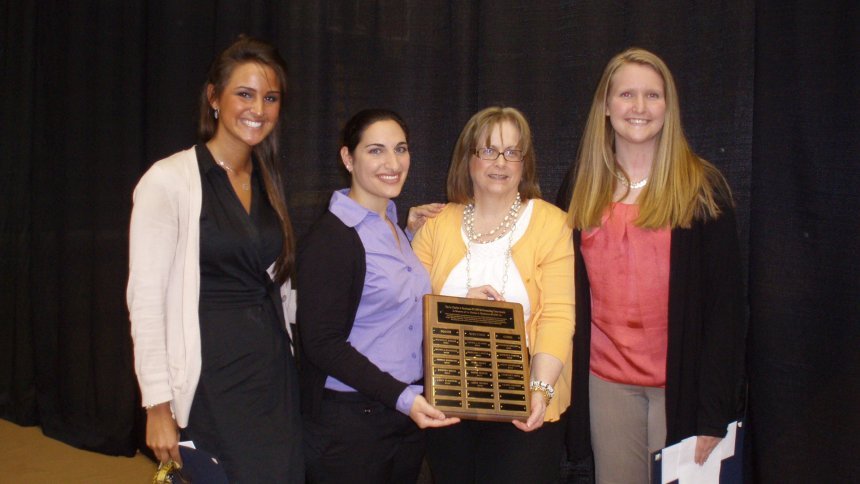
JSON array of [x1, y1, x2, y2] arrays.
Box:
[[589, 373, 666, 484]]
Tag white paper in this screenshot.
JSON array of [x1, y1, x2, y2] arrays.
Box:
[[678, 435, 720, 483], [720, 421, 738, 459], [659, 441, 681, 483], [657, 421, 739, 484]]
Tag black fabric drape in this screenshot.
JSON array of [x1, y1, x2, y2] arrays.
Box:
[[749, 2, 860, 482], [2, 1, 149, 454], [1, 1, 856, 481]]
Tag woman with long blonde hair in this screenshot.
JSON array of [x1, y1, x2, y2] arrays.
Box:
[[565, 48, 745, 483]]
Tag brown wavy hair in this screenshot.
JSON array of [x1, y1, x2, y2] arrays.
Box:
[[446, 106, 541, 204]]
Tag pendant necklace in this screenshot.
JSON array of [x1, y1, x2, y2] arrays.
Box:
[[216, 159, 251, 191]]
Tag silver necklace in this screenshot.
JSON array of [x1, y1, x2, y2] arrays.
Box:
[[463, 193, 522, 242], [613, 169, 648, 189], [463, 193, 521, 297], [215, 159, 251, 192], [465, 220, 516, 297]]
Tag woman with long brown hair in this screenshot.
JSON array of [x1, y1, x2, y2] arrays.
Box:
[[128, 36, 302, 482]]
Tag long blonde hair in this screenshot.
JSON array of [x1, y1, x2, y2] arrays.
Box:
[[567, 47, 731, 230]]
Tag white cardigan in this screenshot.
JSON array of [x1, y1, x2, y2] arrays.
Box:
[[127, 146, 296, 427]]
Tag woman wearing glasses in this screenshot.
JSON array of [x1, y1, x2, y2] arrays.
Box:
[[411, 106, 575, 483]]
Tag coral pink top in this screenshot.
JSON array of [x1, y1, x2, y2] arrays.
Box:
[[581, 202, 671, 387]]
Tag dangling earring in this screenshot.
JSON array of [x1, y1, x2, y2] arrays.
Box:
[[214, 108, 220, 120]]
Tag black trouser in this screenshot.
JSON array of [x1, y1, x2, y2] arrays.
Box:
[[303, 390, 425, 484], [426, 414, 566, 483]]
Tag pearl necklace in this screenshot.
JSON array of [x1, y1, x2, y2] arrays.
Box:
[[465, 221, 516, 298], [613, 169, 648, 189], [463, 193, 522, 243], [463, 193, 521, 297], [215, 159, 251, 192]]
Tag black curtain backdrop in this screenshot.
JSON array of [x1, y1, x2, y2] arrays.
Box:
[[748, 1, 860, 481], [1, 1, 856, 482]]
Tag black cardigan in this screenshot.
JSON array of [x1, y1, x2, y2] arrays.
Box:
[[566, 199, 747, 460], [296, 211, 410, 419]]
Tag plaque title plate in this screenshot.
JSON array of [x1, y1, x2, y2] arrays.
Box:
[[423, 294, 530, 422]]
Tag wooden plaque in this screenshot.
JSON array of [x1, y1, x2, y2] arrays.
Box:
[[423, 294, 531, 422]]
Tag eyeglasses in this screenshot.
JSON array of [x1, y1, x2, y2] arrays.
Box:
[[474, 147, 524, 162]]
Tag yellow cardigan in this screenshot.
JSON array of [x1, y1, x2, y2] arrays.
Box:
[[412, 198, 575, 421]]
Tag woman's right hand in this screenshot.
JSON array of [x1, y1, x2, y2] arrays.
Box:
[[466, 285, 504, 301], [146, 402, 182, 466], [408, 395, 460, 429], [406, 203, 445, 234]]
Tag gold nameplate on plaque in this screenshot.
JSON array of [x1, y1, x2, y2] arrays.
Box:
[[423, 294, 530, 422]]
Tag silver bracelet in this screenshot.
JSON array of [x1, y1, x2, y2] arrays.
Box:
[[530, 380, 556, 404]]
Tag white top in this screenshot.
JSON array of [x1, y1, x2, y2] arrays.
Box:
[[440, 200, 534, 329]]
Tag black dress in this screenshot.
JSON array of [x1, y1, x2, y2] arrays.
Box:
[[183, 145, 303, 483]]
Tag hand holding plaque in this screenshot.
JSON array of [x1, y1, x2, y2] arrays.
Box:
[[407, 394, 461, 429], [423, 294, 531, 422]]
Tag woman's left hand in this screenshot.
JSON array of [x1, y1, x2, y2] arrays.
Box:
[[512, 391, 546, 432], [407, 203, 445, 234], [694, 435, 722, 464]]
